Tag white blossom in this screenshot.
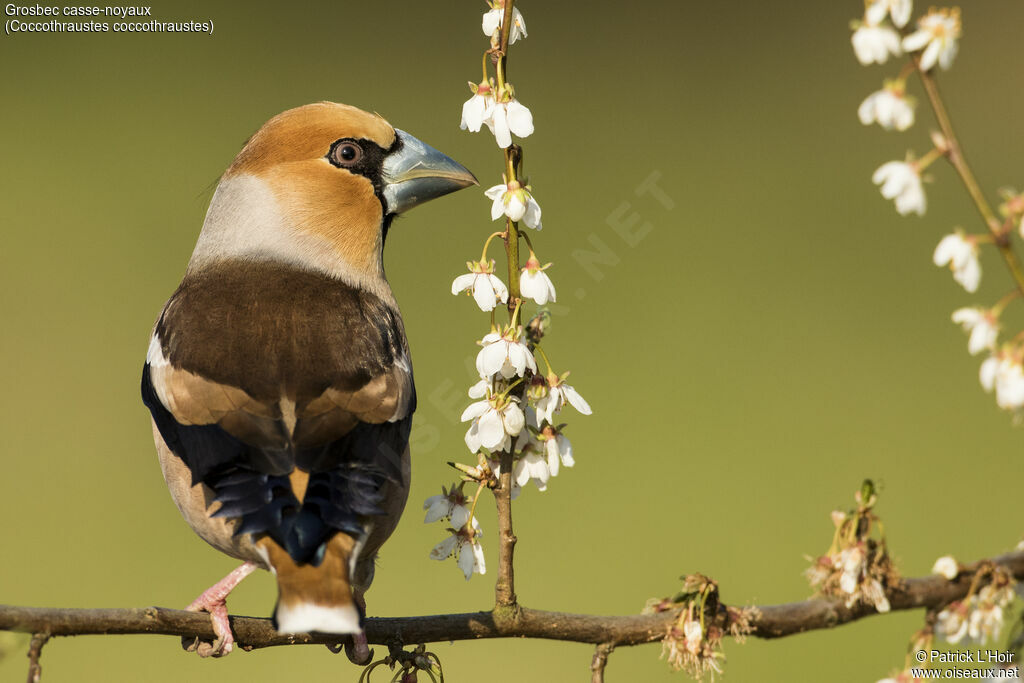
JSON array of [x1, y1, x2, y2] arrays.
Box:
[[520, 254, 556, 304], [484, 180, 542, 229], [460, 82, 494, 133], [832, 544, 890, 612], [951, 307, 998, 356], [513, 450, 551, 491], [838, 546, 865, 595], [496, 410, 573, 493], [482, 4, 527, 43], [865, 0, 912, 29], [991, 357, 1024, 411], [429, 524, 485, 580], [932, 555, 959, 580], [903, 8, 961, 71], [858, 83, 915, 131], [452, 258, 509, 312], [538, 424, 575, 476], [462, 394, 526, 453], [851, 18, 902, 66], [980, 354, 1024, 411], [423, 483, 472, 530], [980, 355, 999, 392], [485, 98, 534, 149], [968, 603, 1004, 643], [862, 578, 891, 613], [933, 232, 981, 293], [873, 160, 926, 216], [683, 619, 703, 655], [936, 602, 970, 644], [468, 377, 490, 399], [534, 373, 592, 425], [476, 326, 537, 379], [458, 535, 487, 579]]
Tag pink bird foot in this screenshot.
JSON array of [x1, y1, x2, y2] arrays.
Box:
[[184, 561, 258, 657]]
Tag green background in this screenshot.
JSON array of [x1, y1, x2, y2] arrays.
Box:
[[1, 1, 1022, 681]]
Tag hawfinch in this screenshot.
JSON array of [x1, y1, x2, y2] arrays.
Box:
[[141, 102, 475, 655]]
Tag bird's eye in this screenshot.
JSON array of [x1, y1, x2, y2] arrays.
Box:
[[329, 140, 363, 167]]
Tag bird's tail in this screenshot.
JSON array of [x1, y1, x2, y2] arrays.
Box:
[[260, 533, 362, 634]]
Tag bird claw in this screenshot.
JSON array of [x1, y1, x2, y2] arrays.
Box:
[[185, 594, 236, 657], [180, 627, 234, 658], [181, 635, 200, 653], [186, 637, 231, 659]]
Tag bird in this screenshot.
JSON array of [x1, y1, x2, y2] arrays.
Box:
[[141, 102, 476, 657]]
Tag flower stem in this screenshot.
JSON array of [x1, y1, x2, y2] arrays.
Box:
[[508, 298, 523, 328], [497, 376, 525, 400], [466, 481, 485, 535], [535, 343, 554, 375], [992, 289, 1022, 317], [914, 146, 944, 172], [896, 61, 916, 86], [915, 60, 1024, 296], [480, 231, 506, 263], [493, 1, 515, 94], [520, 228, 536, 254]]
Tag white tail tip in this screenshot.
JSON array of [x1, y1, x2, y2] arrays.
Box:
[[275, 602, 361, 634]]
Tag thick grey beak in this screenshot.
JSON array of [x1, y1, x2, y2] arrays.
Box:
[[382, 129, 477, 214]]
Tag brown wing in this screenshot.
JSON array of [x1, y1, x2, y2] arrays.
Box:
[[142, 260, 415, 564]]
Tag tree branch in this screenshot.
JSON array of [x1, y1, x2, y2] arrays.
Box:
[[2, 551, 1020, 652]]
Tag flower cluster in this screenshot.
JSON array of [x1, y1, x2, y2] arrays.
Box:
[[805, 482, 897, 614], [876, 553, 1022, 681], [850, 3, 1024, 420], [460, 2, 534, 150], [852, 2, 961, 217], [851, 2, 959, 70], [934, 565, 1018, 646], [644, 574, 757, 680], [660, 606, 723, 681], [425, 483, 485, 580], [430, 1, 592, 580], [952, 302, 1024, 417]]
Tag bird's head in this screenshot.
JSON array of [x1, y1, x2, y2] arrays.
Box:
[[189, 102, 477, 295]]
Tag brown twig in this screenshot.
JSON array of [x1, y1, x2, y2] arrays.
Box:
[[1, 551, 1020, 652], [25, 632, 49, 683], [591, 642, 614, 683], [493, 0, 521, 612]]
